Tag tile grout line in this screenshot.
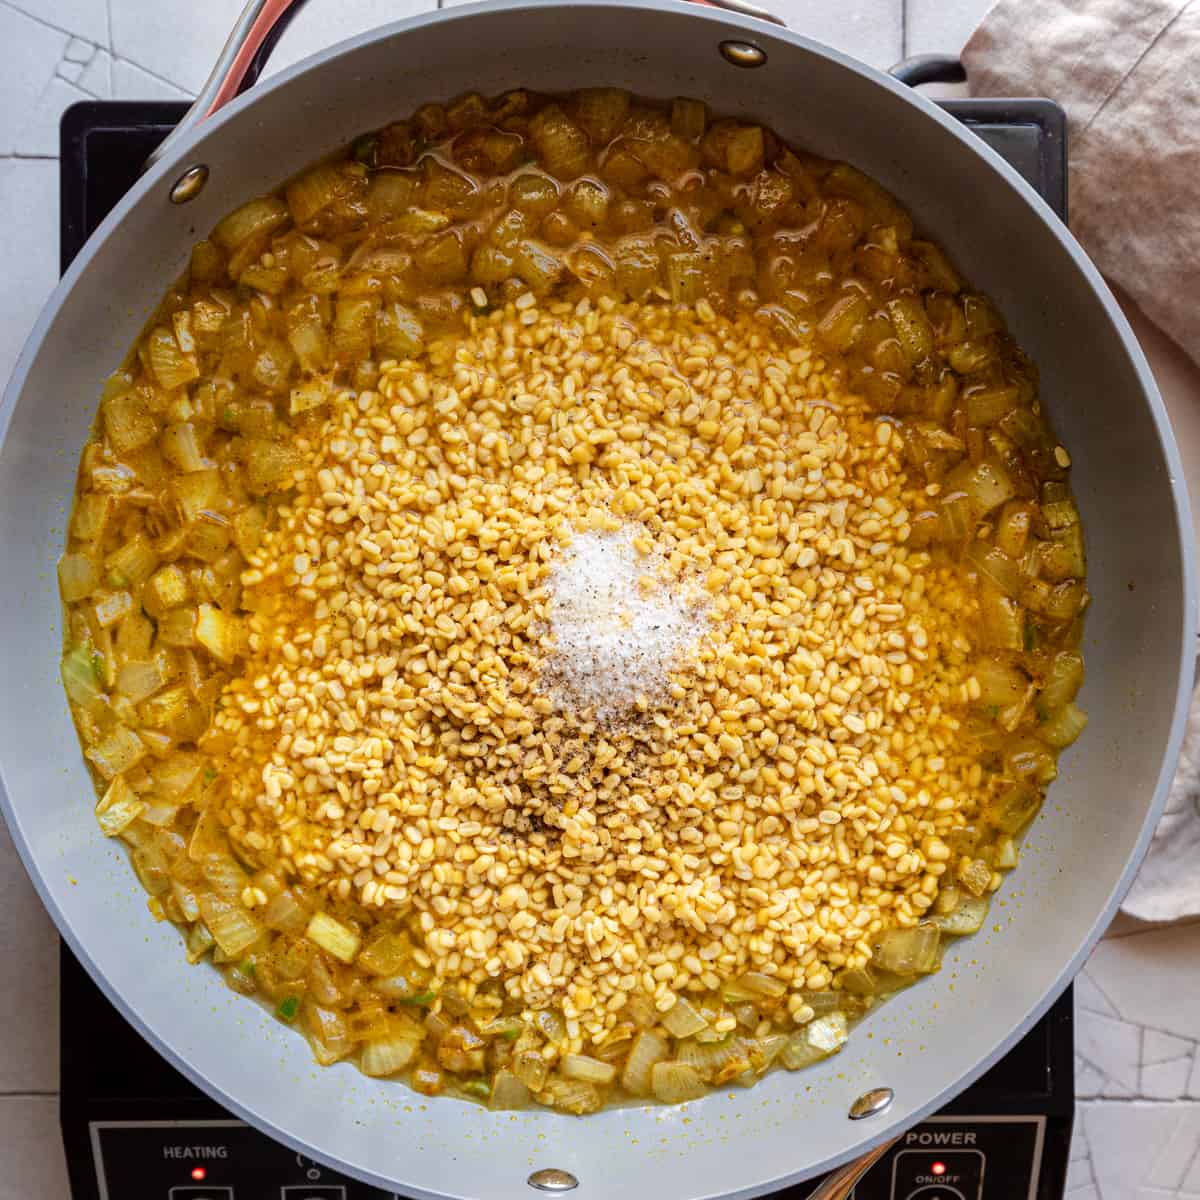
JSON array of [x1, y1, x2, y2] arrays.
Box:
[[0, 1090, 58, 1098], [0, 0, 89, 41], [900, 0, 907, 58]]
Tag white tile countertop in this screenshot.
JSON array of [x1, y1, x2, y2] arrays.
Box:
[[3, 2, 1200, 1199]]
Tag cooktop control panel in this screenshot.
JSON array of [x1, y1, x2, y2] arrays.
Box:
[[90, 1115, 1044, 1200], [842, 1116, 1046, 1200], [90, 1121, 395, 1199]]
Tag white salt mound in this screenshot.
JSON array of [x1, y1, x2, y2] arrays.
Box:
[[543, 529, 705, 722]]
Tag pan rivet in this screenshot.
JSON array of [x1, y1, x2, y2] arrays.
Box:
[[719, 39, 767, 68], [849, 1087, 895, 1120], [528, 1168, 579, 1192], [170, 164, 209, 205]]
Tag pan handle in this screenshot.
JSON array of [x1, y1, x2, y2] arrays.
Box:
[[805, 1136, 900, 1200], [144, 0, 786, 173]]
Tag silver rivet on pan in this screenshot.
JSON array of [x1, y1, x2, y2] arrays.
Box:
[[719, 39, 767, 67], [169, 164, 209, 204], [848, 1087, 895, 1120], [527, 1168, 580, 1192]]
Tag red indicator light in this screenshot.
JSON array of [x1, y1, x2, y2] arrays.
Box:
[[931, 1161, 947, 1175], [191, 1167, 207, 1181]]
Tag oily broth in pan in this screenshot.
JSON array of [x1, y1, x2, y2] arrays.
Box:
[[58, 87, 1087, 1112]]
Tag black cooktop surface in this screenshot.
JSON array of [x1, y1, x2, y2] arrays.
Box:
[[57, 97, 1073, 1200]]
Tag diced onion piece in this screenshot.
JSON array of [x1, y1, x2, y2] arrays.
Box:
[[71, 492, 111, 542], [172, 468, 221, 522], [965, 385, 1019, 426], [262, 888, 308, 933], [512, 241, 564, 293], [958, 858, 993, 897], [538, 1076, 604, 1114], [360, 1034, 419, 1078], [932, 895, 989, 935], [781, 1030, 834, 1071], [994, 836, 1018, 870], [306, 911, 361, 963], [357, 929, 412, 977], [213, 195, 289, 275], [105, 535, 158, 587], [995, 501, 1034, 558], [938, 492, 973, 542], [198, 892, 262, 957], [146, 326, 199, 390], [747, 1033, 790, 1074], [947, 458, 1017, 515], [61, 645, 103, 710], [666, 252, 705, 304], [157, 608, 198, 648], [243, 440, 302, 496], [161, 422, 207, 472], [873, 924, 940, 975], [195, 604, 243, 665], [329, 295, 377, 363], [735, 971, 787, 999], [145, 565, 190, 616], [490, 1069, 532, 1111], [375, 303, 425, 359], [621, 1030, 668, 1096], [529, 105, 592, 179], [725, 125, 764, 175], [302, 1003, 354, 1066], [86, 726, 146, 780], [965, 541, 1022, 598], [103, 392, 158, 454], [817, 293, 869, 352], [512, 1049, 550, 1092], [185, 921, 215, 962], [116, 654, 176, 703], [1039, 701, 1088, 749], [676, 1036, 748, 1082], [289, 381, 328, 416], [661, 996, 708, 1038], [1039, 651, 1084, 713], [650, 1060, 708, 1104], [972, 659, 1028, 708], [806, 1012, 849, 1054], [58, 553, 98, 603], [979, 588, 1024, 652], [201, 853, 249, 902], [885, 296, 934, 364], [560, 1054, 617, 1085], [95, 775, 145, 836], [574, 88, 632, 143], [93, 590, 133, 630], [286, 162, 351, 225]]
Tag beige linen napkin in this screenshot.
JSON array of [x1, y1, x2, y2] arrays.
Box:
[[963, 0, 1200, 921], [963, 0, 1200, 368]]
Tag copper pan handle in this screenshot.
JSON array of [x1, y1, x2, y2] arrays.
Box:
[[144, 0, 784, 173], [806, 1136, 900, 1200]]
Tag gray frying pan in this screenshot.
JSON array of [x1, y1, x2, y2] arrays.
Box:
[[0, 2, 1193, 1197]]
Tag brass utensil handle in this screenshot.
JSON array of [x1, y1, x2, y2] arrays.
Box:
[[144, 0, 786, 173]]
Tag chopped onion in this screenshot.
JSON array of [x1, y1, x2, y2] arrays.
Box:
[[621, 1030, 668, 1096], [58, 553, 98, 602], [360, 1034, 419, 1078], [650, 1060, 708, 1104], [1039, 702, 1088, 749], [932, 895, 989, 935], [560, 1054, 617, 1085], [198, 892, 262, 957], [489, 1069, 531, 1110], [305, 911, 361, 963], [95, 776, 145, 836], [661, 996, 708, 1038], [873, 924, 940, 975], [965, 541, 1022, 598]]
